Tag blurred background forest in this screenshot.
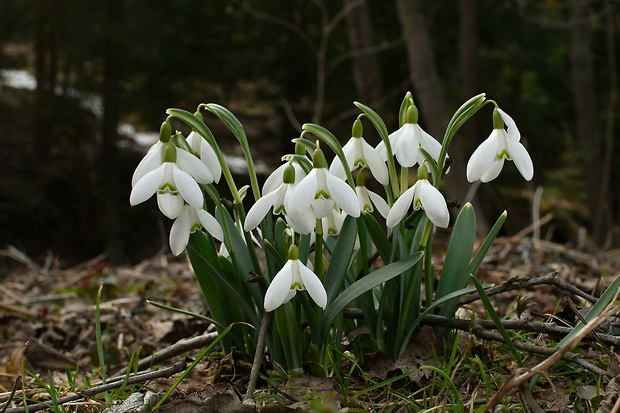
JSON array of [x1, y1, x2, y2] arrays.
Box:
[[0, 0, 618, 270]]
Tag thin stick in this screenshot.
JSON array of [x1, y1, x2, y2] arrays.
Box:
[[244, 311, 272, 401], [2, 361, 187, 413], [483, 298, 620, 412], [112, 331, 218, 377], [0, 376, 20, 413]]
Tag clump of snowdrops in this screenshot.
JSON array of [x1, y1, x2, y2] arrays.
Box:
[[129, 92, 533, 375]]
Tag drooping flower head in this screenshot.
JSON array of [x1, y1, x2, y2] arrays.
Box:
[[130, 144, 210, 219], [376, 103, 445, 170], [244, 162, 302, 231], [264, 244, 327, 312], [355, 170, 390, 219], [285, 143, 361, 234], [169, 204, 223, 255], [330, 119, 388, 185], [186, 131, 222, 184], [386, 163, 449, 228], [466, 108, 533, 183]]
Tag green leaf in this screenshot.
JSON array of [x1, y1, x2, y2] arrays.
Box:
[[323, 252, 423, 336], [353, 101, 389, 141], [399, 283, 493, 357], [360, 212, 391, 264], [471, 275, 523, 367], [435, 203, 476, 317], [325, 216, 357, 304], [556, 273, 620, 348], [466, 210, 507, 277]]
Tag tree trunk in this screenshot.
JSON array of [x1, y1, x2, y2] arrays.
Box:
[[343, 0, 385, 112], [395, 0, 487, 229], [570, 0, 602, 244]]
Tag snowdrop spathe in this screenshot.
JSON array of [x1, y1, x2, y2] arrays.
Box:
[[466, 108, 533, 183], [264, 245, 327, 312]]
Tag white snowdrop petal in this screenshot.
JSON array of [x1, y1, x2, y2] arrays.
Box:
[[263, 163, 287, 195], [361, 139, 389, 185], [367, 189, 391, 219], [177, 149, 213, 184], [480, 159, 505, 183], [298, 262, 327, 309], [419, 180, 449, 228], [386, 185, 416, 228], [287, 169, 319, 218], [173, 165, 204, 209], [196, 209, 224, 241], [466, 131, 500, 182], [130, 164, 166, 206], [169, 207, 191, 255], [131, 142, 165, 187], [244, 189, 279, 231], [200, 142, 222, 184], [507, 139, 534, 181], [264, 261, 294, 312], [157, 192, 184, 219], [497, 108, 521, 141], [326, 173, 360, 217]]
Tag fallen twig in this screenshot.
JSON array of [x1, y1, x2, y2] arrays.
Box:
[[0, 376, 20, 413], [2, 360, 187, 413], [458, 271, 598, 305], [421, 314, 611, 377], [483, 298, 620, 412], [421, 313, 620, 347], [112, 330, 218, 377]]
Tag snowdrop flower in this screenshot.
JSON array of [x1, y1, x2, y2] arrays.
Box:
[[355, 171, 389, 218], [376, 104, 444, 170], [186, 131, 222, 184], [169, 204, 223, 255], [286, 145, 361, 234], [244, 163, 304, 231], [264, 245, 327, 312], [322, 208, 346, 236], [130, 144, 207, 219], [330, 119, 388, 185], [467, 108, 533, 183], [386, 164, 449, 228]]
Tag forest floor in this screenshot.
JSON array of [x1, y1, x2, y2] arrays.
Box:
[[1, 233, 620, 413]]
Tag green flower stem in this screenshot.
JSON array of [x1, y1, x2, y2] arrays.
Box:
[[424, 231, 435, 307], [399, 166, 409, 196], [314, 218, 324, 281], [165, 108, 242, 205], [435, 94, 489, 185], [352, 102, 400, 200], [300, 125, 355, 188]]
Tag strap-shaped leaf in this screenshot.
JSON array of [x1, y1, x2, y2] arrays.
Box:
[[325, 215, 357, 304], [323, 252, 423, 336], [435, 203, 476, 317], [361, 212, 391, 264]]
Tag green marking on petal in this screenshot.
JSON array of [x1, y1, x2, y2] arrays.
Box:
[[315, 190, 331, 200], [496, 149, 510, 160], [290, 282, 303, 290], [354, 158, 366, 168], [158, 183, 178, 192], [190, 222, 202, 232]]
